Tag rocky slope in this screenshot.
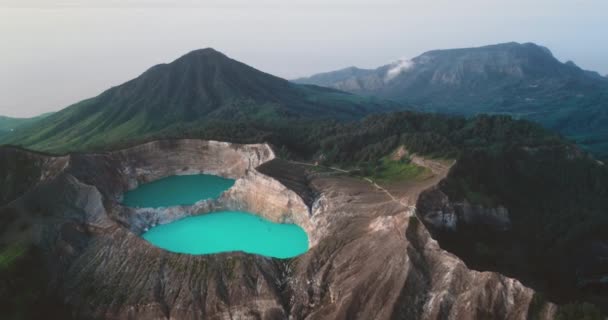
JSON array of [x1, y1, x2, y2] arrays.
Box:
[[0, 140, 556, 319]]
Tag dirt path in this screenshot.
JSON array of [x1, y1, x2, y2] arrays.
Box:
[[290, 161, 350, 173], [289, 160, 415, 211], [290, 155, 454, 215], [362, 177, 416, 211]]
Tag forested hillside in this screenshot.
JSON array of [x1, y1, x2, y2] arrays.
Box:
[[0, 49, 396, 152]]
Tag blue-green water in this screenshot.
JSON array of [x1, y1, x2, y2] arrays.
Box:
[[143, 211, 309, 258], [125, 174, 308, 258], [122, 174, 235, 208]]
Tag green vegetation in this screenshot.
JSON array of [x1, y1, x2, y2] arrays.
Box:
[[361, 157, 430, 183], [0, 245, 73, 320], [0, 244, 26, 271], [0, 49, 396, 153], [556, 302, 603, 320], [0, 113, 53, 139]]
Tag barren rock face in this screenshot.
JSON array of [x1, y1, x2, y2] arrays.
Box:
[[0, 140, 555, 319], [115, 139, 275, 182], [286, 177, 556, 320], [218, 170, 313, 239], [417, 187, 511, 232]]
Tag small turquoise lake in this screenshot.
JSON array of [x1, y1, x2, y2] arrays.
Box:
[[143, 211, 309, 258], [124, 174, 309, 258], [122, 174, 235, 208]]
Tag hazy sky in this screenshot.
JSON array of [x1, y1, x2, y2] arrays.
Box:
[[1, 0, 607, 117]]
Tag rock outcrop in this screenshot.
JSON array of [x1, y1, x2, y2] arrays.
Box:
[[417, 187, 511, 232], [0, 140, 556, 319], [0, 147, 68, 206]]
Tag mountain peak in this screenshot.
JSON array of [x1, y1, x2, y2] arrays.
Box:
[[2, 48, 392, 151], [418, 41, 554, 59], [171, 47, 233, 66], [517, 42, 555, 57], [180, 47, 225, 58]]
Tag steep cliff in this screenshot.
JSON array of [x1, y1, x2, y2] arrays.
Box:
[[413, 144, 608, 315], [0, 140, 556, 319]]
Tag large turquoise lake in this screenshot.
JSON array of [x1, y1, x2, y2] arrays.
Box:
[[122, 174, 235, 208], [124, 174, 308, 258], [143, 211, 309, 258]]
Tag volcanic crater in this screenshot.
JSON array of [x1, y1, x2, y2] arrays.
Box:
[[0, 139, 557, 319]]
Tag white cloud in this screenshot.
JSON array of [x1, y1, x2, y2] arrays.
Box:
[[385, 59, 413, 82]]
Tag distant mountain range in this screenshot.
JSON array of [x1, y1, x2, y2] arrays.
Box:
[[3, 43, 608, 157], [295, 42, 608, 157], [0, 48, 395, 152]]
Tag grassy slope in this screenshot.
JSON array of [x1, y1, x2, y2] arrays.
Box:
[[0, 244, 26, 271], [362, 157, 431, 183], [0, 113, 53, 137], [0, 90, 396, 153], [0, 49, 399, 153]]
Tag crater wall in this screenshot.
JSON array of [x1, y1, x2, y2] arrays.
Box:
[[0, 141, 558, 320], [101, 140, 312, 238]]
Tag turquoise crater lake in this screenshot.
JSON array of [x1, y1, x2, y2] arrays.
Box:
[[122, 174, 235, 208], [143, 211, 309, 258], [124, 174, 308, 258]]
